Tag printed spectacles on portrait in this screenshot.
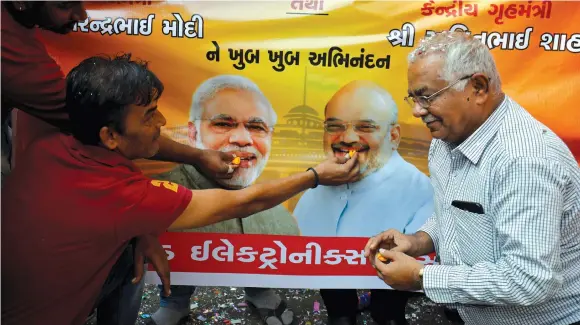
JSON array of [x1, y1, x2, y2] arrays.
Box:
[[197, 117, 273, 137], [323, 120, 393, 135]]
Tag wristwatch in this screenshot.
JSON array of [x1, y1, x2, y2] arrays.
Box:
[[418, 267, 425, 289]]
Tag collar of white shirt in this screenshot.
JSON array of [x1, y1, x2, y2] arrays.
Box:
[[447, 95, 511, 165]]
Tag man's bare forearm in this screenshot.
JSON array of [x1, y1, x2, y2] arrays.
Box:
[[170, 170, 316, 230], [409, 231, 436, 257], [230, 170, 316, 219], [152, 136, 202, 164]]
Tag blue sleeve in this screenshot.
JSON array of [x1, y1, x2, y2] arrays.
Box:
[[403, 176, 435, 234], [404, 196, 434, 234], [293, 189, 313, 231]]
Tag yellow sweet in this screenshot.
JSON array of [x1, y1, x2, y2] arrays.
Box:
[[349, 150, 356, 157], [376, 252, 388, 262], [232, 157, 241, 165]]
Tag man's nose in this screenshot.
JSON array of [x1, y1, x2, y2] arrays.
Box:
[[341, 127, 360, 144], [229, 125, 253, 146], [412, 103, 429, 118], [156, 111, 167, 127]]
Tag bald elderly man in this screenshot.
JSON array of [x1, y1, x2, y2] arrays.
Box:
[[294, 80, 434, 325]]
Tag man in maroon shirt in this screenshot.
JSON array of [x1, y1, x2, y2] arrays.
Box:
[[1, 1, 236, 184], [1, 53, 361, 325], [1, 2, 245, 324]]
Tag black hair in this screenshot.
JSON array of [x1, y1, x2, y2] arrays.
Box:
[[3, 2, 45, 28], [66, 53, 164, 145]]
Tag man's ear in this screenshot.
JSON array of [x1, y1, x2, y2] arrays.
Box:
[[187, 121, 198, 147], [469, 73, 491, 105], [99, 126, 119, 150], [390, 124, 401, 150]]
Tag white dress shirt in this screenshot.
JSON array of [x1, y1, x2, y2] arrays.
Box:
[[420, 95, 580, 325]]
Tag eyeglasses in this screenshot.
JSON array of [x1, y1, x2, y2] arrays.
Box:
[[197, 118, 273, 137], [404, 75, 473, 109], [323, 120, 390, 135]]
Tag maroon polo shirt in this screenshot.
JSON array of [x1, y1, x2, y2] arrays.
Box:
[[1, 133, 192, 325], [1, 3, 70, 167], [1, 3, 68, 124]]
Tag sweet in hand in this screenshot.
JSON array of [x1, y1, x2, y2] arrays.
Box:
[[345, 149, 357, 160]]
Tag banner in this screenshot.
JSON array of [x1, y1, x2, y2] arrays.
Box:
[[42, 0, 580, 289], [149, 232, 437, 288]]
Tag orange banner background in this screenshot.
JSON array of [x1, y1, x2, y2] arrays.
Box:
[[40, 0, 580, 186]]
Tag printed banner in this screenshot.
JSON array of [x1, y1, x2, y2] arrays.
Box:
[[144, 232, 437, 289], [42, 0, 580, 289]]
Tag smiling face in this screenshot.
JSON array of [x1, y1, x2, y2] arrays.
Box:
[[407, 54, 486, 144], [323, 81, 400, 178], [188, 88, 273, 189]]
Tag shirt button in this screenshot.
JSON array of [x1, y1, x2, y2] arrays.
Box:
[[340, 195, 347, 200]]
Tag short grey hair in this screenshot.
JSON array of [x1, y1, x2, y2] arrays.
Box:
[[189, 75, 278, 125], [408, 31, 502, 92]]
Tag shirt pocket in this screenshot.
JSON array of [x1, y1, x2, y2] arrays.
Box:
[[451, 206, 496, 266]]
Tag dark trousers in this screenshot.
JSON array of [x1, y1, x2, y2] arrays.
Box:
[[444, 307, 464, 324], [320, 289, 411, 323], [87, 240, 145, 325], [443, 308, 580, 325]]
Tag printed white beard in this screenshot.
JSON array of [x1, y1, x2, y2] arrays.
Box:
[[325, 141, 395, 179], [195, 137, 269, 189]]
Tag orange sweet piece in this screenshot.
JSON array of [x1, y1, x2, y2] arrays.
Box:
[[349, 150, 356, 157], [376, 252, 388, 262], [232, 157, 241, 165]]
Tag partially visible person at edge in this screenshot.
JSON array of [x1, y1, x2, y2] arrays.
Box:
[[148, 75, 301, 325], [1, 1, 233, 183], [364, 31, 580, 325], [1, 54, 362, 325]]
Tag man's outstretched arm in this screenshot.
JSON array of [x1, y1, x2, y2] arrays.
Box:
[[153, 136, 236, 180], [2, 42, 234, 180], [169, 154, 362, 231]]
